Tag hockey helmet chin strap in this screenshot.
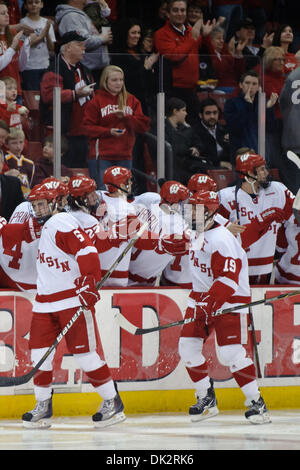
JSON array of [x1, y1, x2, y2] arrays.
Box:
[[240, 171, 271, 195], [106, 181, 134, 199]]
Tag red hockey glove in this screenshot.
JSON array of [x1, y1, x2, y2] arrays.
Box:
[[159, 233, 190, 255], [74, 275, 100, 308], [257, 207, 286, 226], [195, 293, 217, 326]]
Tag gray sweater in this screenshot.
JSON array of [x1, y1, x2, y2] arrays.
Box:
[[55, 4, 110, 71], [279, 66, 300, 153]]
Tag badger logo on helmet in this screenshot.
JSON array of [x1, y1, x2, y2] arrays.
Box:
[[235, 152, 271, 192], [103, 166, 133, 196], [187, 173, 218, 193], [68, 175, 101, 214]]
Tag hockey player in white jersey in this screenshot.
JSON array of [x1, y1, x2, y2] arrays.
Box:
[[178, 190, 271, 424], [128, 181, 190, 286], [22, 182, 126, 429], [218, 152, 292, 284], [275, 214, 300, 284], [0, 178, 69, 291], [97, 166, 185, 286]]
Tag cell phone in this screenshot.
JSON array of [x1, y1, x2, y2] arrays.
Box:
[[116, 129, 124, 133]]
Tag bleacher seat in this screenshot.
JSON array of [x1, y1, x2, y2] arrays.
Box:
[[207, 169, 236, 190]]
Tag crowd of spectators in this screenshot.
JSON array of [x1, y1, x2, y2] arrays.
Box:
[[0, 0, 299, 212]]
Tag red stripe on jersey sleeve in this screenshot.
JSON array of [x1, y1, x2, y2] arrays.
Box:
[[55, 228, 93, 255], [211, 250, 242, 284], [217, 205, 231, 220]]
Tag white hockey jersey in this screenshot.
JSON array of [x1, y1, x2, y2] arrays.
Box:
[[162, 213, 230, 288], [97, 192, 138, 287], [218, 182, 294, 275], [188, 224, 251, 312], [0, 201, 38, 291], [275, 214, 300, 284], [128, 202, 186, 285], [33, 212, 100, 313]]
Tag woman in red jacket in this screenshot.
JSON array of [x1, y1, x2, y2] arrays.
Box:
[[83, 65, 150, 189]]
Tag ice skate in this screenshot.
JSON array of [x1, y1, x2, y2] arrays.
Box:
[[245, 396, 271, 424], [92, 392, 126, 428], [189, 381, 219, 422], [22, 393, 53, 429]]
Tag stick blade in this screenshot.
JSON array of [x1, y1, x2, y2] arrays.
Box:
[[0, 370, 34, 387], [287, 150, 300, 170], [114, 311, 138, 335]]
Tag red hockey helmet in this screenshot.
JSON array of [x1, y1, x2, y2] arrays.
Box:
[[189, 190, 220, 213], [235, 152, 266, 178], [160, 181, 190, 204], [68, 175, 96, 197], [187, 173, 217, 193], [103, 166, 132, 193], [42, 177, 69, 197], [28, 182, 61, 224], [28, 182, 60, 203]]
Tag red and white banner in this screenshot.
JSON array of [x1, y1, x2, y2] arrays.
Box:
[[0, 286, 299, 394]]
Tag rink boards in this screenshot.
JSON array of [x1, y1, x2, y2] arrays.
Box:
[[0, 286, 299, 418]]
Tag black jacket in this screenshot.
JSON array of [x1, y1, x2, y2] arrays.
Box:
[[0, 174, 24, 221], [192, 120, 231, 166], [39, 54, 94, 135]]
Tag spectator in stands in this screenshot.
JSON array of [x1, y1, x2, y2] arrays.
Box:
[[7, 0, 34, 36], [187, 0, 203, 27], [19, 0, 56, 90], [110, 17, 159, 116], [278, 51, 300, 195], [192, 97, 232, 170], [39, 31, 95, 168], [261, 46, 287, 168], [0, 76, 29, 135], [4, 128, 34, 195], [0, 0, 34, 102], [272, 24, 297, 77], [83, 64, 150, 189], [224, 69, 278, 165], [212, 0, 244, 41], [233, 17, 263, 71], [165, 97, 209, 185], [0, 118, 9, 166], [0, 147, 24, 220], [206, 25, 246, 93], [83, 0, 111, 34], [55, 0, 113, 84], [243, 0, 267, 44], [152, 1, 168, 31], [31, 134, 73, 187], [153, 0, 215, 123]]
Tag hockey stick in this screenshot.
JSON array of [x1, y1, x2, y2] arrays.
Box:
[[115, 288, 300, 335], [0, 222, 149, 387], [287, 150, 300, 170]]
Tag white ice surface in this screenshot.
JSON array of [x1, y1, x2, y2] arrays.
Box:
[[0, 410, 300, 450]]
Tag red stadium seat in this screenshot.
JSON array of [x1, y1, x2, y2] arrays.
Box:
[[207, 169, 236, 190]]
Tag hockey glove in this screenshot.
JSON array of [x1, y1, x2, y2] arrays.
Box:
[[74, 275, 101, 308], [257, 207, 285, 226], [159, 234, 190, 255], [195, 293, 217, 326]]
